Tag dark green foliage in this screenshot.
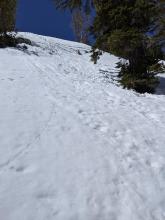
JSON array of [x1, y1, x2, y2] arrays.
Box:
[[54, 0, 81, 10], [117, 61, 159, 93], [120, 73, 159, 94], [149, 62, 165, 74], [0, 32, 31, 48], [0, 33, 17, 47], [54, 0, 164, 93], [53, 0, 92, 12], [92, 0, 164, 93], [155, 0, 165, 48], [91, 49, 102, 64]]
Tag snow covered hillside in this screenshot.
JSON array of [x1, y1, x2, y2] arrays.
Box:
[[0, 33, 165, 220]]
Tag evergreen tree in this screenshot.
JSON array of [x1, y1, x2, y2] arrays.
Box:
[[71, 8, 90, 44], [92, 0, 164, 93], [156, 0, 165, 51], [0, 0, 17, 35], [54, 0, 164, 93], [0, 0, 30, 48]]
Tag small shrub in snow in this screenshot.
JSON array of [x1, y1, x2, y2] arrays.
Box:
[[0, 32, 31, 48]]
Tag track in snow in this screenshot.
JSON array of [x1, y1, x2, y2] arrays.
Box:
[[0, 33, 165, 220]]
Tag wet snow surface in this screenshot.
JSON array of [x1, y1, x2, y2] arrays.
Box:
[[0, 33, 165, 220]]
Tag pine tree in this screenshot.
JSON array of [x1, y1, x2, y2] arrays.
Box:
[[54, 0, 164, 93], [0, 0, 30, 48], [71, 8, 90, 44], [97, 0, 163, 93], [0, 0, 17, 35], [156, 0, 165, 51]]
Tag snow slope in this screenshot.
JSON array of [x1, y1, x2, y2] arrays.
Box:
[[0, 33, 165, 220]]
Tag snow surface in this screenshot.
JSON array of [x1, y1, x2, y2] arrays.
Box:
[[0, 33, 165, 220]]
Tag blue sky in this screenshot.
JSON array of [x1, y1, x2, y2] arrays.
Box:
[[16, 0, 75, 41]]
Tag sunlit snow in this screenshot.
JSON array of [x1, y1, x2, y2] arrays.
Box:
[[0, 33, 165, 220]]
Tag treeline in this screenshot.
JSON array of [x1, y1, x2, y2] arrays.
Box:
[[54, 0, 165, 93]]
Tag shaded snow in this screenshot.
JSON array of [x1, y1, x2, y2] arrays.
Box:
[[0, 33, 165, 220]]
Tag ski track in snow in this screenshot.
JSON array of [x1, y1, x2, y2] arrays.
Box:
[[0, 33, 165, 220]]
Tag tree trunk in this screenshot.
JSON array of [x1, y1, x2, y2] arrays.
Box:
[[0, 0, 17, 34], [129, 47, 147, 77]]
